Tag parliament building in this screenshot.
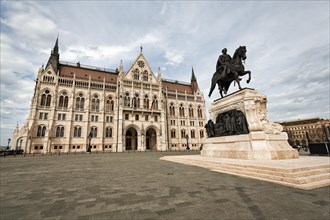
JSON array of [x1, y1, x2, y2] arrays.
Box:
[[11, 39, 207, 153]]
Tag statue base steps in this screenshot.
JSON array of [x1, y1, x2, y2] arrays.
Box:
[[160, 155, 330, 190]]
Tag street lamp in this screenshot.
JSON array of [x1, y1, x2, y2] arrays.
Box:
[[185, 135, 190, 150], [87, 131, 92, 153], [7, 138, 11, 150]]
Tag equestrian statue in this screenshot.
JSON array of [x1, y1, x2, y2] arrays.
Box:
[[208, 46, 251, 98]]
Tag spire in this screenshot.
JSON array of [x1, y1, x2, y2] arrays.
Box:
[[53, 35, 59, 54], [191, 66, 198, 93], [119, 60, 123, 72], [157, 67, 162, 80], [46, 36, 60, 73], [191, 66, 197, 82], [118, 60, 124, 78]]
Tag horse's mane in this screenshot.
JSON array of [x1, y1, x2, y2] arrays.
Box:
[[232, 47, 241, 60]]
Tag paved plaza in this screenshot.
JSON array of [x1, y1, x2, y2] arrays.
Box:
[[1, 151, 329, 220]]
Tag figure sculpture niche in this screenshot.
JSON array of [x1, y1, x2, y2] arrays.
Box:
[[205, 109, 249, 138], [208, 46, 252, 98]]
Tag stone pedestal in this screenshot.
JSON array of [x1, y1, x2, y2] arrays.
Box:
[[201, 88, 299, 160]]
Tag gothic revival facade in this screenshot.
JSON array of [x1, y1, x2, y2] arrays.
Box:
[[11, 39, 207, 153]]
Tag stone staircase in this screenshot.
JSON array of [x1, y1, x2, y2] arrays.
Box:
[[160, 156, 330, 190]]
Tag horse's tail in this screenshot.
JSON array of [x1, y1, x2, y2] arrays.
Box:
[[208, 72, 219, 97], [208, 83, 216, 98]]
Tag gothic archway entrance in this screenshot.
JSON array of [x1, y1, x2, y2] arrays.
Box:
[[126, 128, 137, 151], [146, 128, 157, 150]]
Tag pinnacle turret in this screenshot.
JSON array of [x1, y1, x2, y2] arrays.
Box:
[[46, 36, 60, 73]]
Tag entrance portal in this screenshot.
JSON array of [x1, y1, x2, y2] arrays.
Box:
[[126, 128, 137, 150], [146, 128, 157, 150]]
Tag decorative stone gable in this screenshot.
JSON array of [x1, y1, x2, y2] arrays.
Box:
[[124, 53, 157, 83]]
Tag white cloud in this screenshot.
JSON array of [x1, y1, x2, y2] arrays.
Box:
[[164, 49, 184, 66]]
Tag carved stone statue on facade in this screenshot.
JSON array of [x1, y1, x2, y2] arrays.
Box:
[[208, 46, 252, 98]]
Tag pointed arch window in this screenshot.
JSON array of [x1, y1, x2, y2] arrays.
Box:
[[59, 91, 69, 108], [171, 129, 176, 138], [191, 130, 196, 139], [181, 129, 186, 138], [37, 125, 46, 137], [143, 95, 149, 109], [74, 126, 82, 137], [133, 68, 139, 80], [75, 93, 85, 110], [189, 104, 194, 118], [151, 95, 158, 110], [200, 130, 204, 138], [179, 103, 185, 117], [143, 70, 148, 81], [124, 92, 130, 107], [90, 127, 97, 138], [105, 96, 114, 112], [105, 127, 113, 138], [169, 103, 175, 116], [91, 94, 100, 112], [56, 126, 65, 137], [133, 93, 140, 108], [40, 90, 52, 107], [198, 105, 202, 118]]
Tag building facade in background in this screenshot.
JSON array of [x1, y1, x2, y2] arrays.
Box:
[[280, 118, 330, 147], [11, 39, 207, 153]]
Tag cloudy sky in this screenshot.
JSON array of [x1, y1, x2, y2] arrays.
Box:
[[1, 1, 329, 146]]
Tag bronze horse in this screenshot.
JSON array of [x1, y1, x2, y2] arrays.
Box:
[[208, 46, 251, 98]]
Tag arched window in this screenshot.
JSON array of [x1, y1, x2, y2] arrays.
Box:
[[105, 96, 114, 112], [105, 127, 113, 138], [143, 70, 148, 81], [56, 126, 65, 137], [59, 91, 69, 108], [37, 125, 46, 137], [74, 126, 81, 137], [171, 129, 176, 138], [181, 129, 186, 138], [144, 95, 149, 109], [151, 95, 158, 110], [200, 130, 204, 138], [191, 130, 195, 138], [40, 90, 52, 107], [75, 93, 85, 110], [91, 94, 100, 111], [198, 105, 203, 118], [189, 104, 194, 118], [133, 68, 139, 80], [124, 92, 130, 107], [133, 93, 140, 108], [179, 104, 185, 117], [169, 103, 175, 116], [90, 127, 97, 138]]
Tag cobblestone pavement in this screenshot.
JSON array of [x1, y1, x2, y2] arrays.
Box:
[[1, 151, 329, 220]]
